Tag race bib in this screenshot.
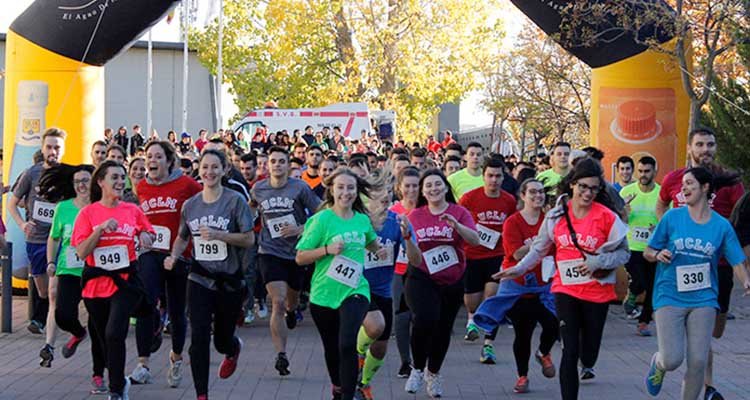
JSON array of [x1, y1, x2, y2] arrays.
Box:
[[93, 245, 129, 271], [365, 246, 394, 269], [33, 201, 56, 224], [65, 247, 84, 269], [632, 227, 651, 243], [267, 214, 297, 239], [194, 238, 228, 261], [396, 245, 408, 264], [326, 255, 362, 288], [558, 258, 592, 285], [423, 245, 459, 275], [152, 225, 172, 251], [676, 263, 711, 292], [476, 224, 500, 249]]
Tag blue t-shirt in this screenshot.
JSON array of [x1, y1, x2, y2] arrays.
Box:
[[649, 207, 746, 310], [363, 211, 404, 298]]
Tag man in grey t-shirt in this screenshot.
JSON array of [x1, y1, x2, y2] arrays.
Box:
[[7, 128, 65, 340], [250, 146, 320, 376]]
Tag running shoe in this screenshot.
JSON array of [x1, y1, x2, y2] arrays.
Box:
[[39, 344, 54, 368], [404, 369, 424, 394], [108, 376, 131, 400], [580, 367, 596, 381], [62, 332, 87, 358], [397, 362, 412, 378], [256, 301, 269, 319], [480, 344, 497, 364], [704, 385, 725, 400], [285, 310, 298, 330], [637, 322, 652, 337], [425, 370, 444, 398], [464, 323, 480, 342], [196, 395, 208, 400], [218, 337, 243, 379], [244, 309, 255, 325], [513, 376, 529, 394], [275, 352, 291, 376], [167, 357, 184, 388], [27, 320, 44, 335], [355, 383, 374, 400], [129, 363, 152, 384], [623, 292, 637, 315], [91, 375, 108, 394], [535, 350, 556, 378], [645, 353, 665, 396]]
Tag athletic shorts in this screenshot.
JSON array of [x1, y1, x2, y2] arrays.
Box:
[[258, 253, 302, 291], [27, 242, 48, 277], [717, 263, 734, 314], [463, 256, 503, 294], [367, 293, 393, 341]]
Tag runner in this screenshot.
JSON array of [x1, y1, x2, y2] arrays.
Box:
[[496, 158, 630, 400], [165, 149, 255, 400], [302, 145, 324, 191], [446, 142, 484, 200], [613, 156, 635, 192], [644, 167, 749, 400], [655, 127, 745, 400], [390, 166, 421, 378], [130, 141, 202, 387], [106, 144, 127, 165], [122, 157, 145, 204], [296, 168, 385, 400], [458, 157, 517, 365], [620, 156, 661, 334], [91, 141, 108, 168], [442, 156, 462, 177], [252, 146, 320, 376], [404, 169, 480, 398], [8, 127, 66, 334], [536, 142, 571, 192], [72, 159, 156, 400], [355, 173, 421, 400]]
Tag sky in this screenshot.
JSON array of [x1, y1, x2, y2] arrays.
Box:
[[1, 1, 526, 131]]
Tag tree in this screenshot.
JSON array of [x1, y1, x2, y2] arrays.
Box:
[[557, 0, 750, 131], [189, 0, 504, 140]]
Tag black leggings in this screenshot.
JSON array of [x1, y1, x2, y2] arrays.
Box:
[[310, 295, 369, 400], [624, 251, 656, 324], [135, 252, 188, 357], [56, 274, 106, 376], [506, 296, 559, 377], [555, 293, 609, 400], [405, 270, 463, 373], [187, 279, 243, 397], [84, 288, 140, 395]]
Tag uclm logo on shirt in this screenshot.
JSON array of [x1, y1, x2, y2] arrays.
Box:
[[140, 197, 178, 213], [477, 210, 508, 224], [556, 233, 599, 250], [260, 197, 295, 212], [673, 238, 716, 257], [415, 226, 454, 240], [187, 216, 230, 232]]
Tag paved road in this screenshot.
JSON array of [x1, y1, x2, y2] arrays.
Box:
[[0, 285, 749, 400]]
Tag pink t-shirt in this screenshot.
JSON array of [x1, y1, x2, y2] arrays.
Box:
[[407, 203, 476, 286], [550, 202, 617, 303], [72, 201, 154, 298]]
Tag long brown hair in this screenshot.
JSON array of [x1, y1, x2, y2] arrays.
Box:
[[319, 167, 371, 215]]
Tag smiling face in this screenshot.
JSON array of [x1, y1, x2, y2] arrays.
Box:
[[73, 170, 92, 199], [331, 174, 358, 209], [553, 145, 570, 170], [129, 159, 146, 186], [99, 166, 127, 199], [319, 160, 336, 183], [107, 148, 126, 164], [399, 175, 419, 203], [681, 171, 709, 206], [199, 153, 225, 188], [42, 136, 65, 166], [521, 181, 545, 211], [617, 161, 633, 183], [146, 144, 169, 181], [570, 176, 601, 208], [421, 174, 448, 204]]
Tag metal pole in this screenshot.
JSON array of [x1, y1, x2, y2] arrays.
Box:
[[216, 0, 224, 130], [182, 1, 189, 134], [147, 29, 153, 139], [1, 242, 12, 333]]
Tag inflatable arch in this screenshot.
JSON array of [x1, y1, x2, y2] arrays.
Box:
[[3, 0, 178, 281]]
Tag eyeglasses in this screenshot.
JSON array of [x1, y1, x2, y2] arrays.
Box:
[[74, 179, 91, 185], [576, 182, 601, 194]]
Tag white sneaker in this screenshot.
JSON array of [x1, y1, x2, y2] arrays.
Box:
[[167, 357, 183, 388], [244, 309, 255, 325], [128, 363, 152, 384], [425, 370, 444, 398], [256, 302, 269, 319], [405, 368, 424, 394]]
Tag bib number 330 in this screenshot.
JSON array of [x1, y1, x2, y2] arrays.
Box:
[[676, 263, 710, 292]]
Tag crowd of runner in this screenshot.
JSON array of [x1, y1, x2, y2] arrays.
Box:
[[4, 123, 749, 400]]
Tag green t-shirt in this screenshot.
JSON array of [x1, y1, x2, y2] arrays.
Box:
[[620, 183, 661, 252], [50, 199, 85, 277], [447, 169, 483, 201], [296, 208, 378, 309]]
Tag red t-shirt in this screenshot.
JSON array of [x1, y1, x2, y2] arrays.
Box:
[[390, 201, 413, 275], [195, 138, 207, 153], [659, 167, 745, 218], [549, 202, 617, 303], [502, 211, 546, 287], [459, 187, 517, 260], [72, 202, 154, 299], [407, 203, 476, 286], [136, 175, 202, 258]]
